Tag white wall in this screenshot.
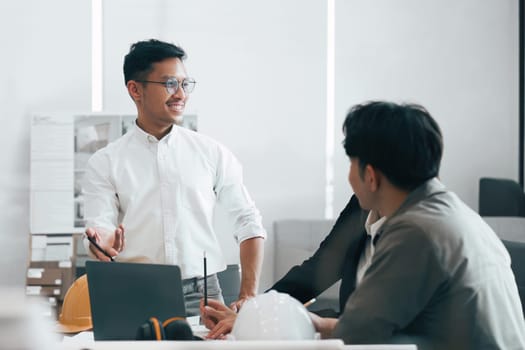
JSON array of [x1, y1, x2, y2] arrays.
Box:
[[332, 0, 519, 213], [0, 0, 328, 290], [0, 0, 91, 286], [101, 0, 327, 290], [0, 0, 519, 290]]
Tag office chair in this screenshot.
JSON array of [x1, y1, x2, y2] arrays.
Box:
[[217, 264, 241, 306], [479, 177, 525, 217], [502, 239, 525, 318]]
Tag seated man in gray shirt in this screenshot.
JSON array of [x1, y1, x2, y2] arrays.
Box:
[[311, 101, 525, 349], [203, 101, 525, 349]]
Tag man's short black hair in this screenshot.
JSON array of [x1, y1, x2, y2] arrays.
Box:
[[123, 39, 186, 85], [343, 101, 443, 191]]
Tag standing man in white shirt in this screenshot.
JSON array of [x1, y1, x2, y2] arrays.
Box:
[[83, 39, 266, 315]]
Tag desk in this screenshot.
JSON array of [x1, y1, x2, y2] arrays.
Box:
[[59, 317, 415, 350], [60, 339, 345, 350], [342, 346, 416, 350], [59, 340, 419, 350]]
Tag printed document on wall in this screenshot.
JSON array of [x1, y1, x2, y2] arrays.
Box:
[[30, 114, 74, 233]]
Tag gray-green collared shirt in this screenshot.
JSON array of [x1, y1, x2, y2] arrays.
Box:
[[334, 178, 525, 349]]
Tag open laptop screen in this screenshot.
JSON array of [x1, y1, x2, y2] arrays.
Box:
[[85, 261, 186, 340]]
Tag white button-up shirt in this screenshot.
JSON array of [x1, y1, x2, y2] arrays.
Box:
[[356, 211, 386, 286], [83, 123, 266, 279]]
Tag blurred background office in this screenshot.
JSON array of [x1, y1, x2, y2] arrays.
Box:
[[0, 0, 518, 297]]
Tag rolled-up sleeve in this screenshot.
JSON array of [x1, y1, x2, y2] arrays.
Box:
[[213, 145, 266, 243]]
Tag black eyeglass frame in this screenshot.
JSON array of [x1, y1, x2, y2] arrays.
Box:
[[135, 77, 196, 94]]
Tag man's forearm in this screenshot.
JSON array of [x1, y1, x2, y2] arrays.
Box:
[[238, 237, 264, 298]]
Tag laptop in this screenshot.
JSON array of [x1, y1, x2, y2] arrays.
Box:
[[85, 261, 186, 340]]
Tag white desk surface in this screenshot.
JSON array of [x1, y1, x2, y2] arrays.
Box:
[[342, 346, 416, 350], [60, 316, 416, 350], [60, 339, 345, 350], [59, 340, 418, 350]]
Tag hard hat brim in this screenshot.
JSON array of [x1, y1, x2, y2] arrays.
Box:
[[55, 322, 92, 334]]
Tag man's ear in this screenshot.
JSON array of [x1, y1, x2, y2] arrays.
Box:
[[127, 80, 141, 101], [364, 164, 380, 192]]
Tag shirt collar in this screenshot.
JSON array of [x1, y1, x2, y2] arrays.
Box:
[[132, 120, 178, 145], [365, 210, 387, 241]]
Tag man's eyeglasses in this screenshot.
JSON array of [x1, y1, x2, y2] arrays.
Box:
[[135, 77, 196, 94]]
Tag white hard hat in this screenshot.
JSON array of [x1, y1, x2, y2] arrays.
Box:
[[231, 290, 316, 340]]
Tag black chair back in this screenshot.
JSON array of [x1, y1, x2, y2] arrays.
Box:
[[479, 177, 525, 217]]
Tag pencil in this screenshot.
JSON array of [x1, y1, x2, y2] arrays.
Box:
[[303, 298, 316, 308], [203, 251, 208, 306], [86, 234, 114, 262]]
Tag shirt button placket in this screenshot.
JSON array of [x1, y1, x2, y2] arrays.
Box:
[[158, 140, 175, 264]]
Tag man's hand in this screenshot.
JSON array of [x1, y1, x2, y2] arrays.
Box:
[[229, 294, 253, 312], [200, 299, 237, 339], [309, 312, 338, 339], [85, 224, 125, 261]]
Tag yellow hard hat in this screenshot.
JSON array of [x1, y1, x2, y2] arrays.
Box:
[[56, 274, 92, 333]]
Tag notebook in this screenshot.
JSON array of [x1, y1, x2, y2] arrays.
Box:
[[85, 261, 186, 340]]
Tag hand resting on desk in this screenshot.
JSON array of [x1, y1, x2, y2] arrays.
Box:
[[200, 299, 237, 339]]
